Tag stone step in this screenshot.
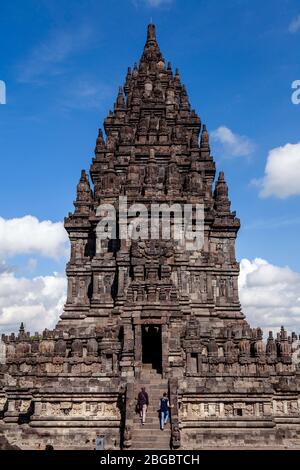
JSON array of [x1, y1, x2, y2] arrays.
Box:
[[133, 391, 168, 396], [132, 421, 171, 427], [133, 410, 167, 415], [132, 442, 171, 446], [133, 404, 167, 409], [140, 372, 163, 376], [133, 447, 170, 450], [132, 422, 171, 427], [134, 404, 166, 408], [135, 382, 168, 386], [134, 385, 168, 389], [132, 442, 171, 447], [132, 424, 171, 430], [132, 436, 171, 440], [132, 436, 171, 443], [134, 395, 168, 399], [136, 385, 168, 388], [132, 433, 169, 436], [132, 439, 170, 442], [133, 445, 170, 450], [138, 374, 166, 377], [133, 425, 170, 431], [139, 375, 163, 377], [132, 431, 170, 435], [136, 375, 167, 380], [133, 421, 164, 426], [136, 417, 167, 421]]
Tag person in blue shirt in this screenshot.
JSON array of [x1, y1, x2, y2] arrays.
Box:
[[159, 392, 170, 430]]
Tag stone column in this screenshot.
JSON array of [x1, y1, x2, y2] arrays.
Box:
[[186, 352, 191, 373], [134, 324, 142, 364], [162, 324, 169, 378]]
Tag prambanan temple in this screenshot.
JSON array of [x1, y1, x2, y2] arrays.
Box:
[[1, 25, 300, 450]]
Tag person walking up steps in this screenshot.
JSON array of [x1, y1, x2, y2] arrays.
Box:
[[137, 387, 149, 425], [159, 392, 170, 430]]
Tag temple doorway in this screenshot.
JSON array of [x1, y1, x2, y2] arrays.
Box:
[[142, 325, 162, 373]]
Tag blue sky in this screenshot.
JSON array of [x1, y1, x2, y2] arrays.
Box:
[[0, 0, 300, 333]]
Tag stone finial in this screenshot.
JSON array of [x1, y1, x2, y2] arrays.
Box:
[[132, 63, 138, 80], [77, 170, 91, 198], [257, 327, 263, 340], [126, 67, 131, 80], [147, 23, 157, 42], [115, 86, 125, 109], [174, 68, 181, 83], [74, 170, 92, 214], [254, 328, 265, 357], [200, 124, 210, 156], [214, 171, 231, 212], [180, 85, 190, 110], [279, 326, 290, 357], [95, 128, 105, 153]]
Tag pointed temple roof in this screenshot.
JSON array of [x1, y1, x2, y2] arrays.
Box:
[[89, 24, 230, 211], [102, 22, 202, 142]]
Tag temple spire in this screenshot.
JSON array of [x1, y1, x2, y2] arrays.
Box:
[[74, 170, 92, 214], [140, 23, 163, 67], [147, 23, 157, 43], [95, 128, 105, 154], [114, 86, 125, 110], [214, 171, 231, 212], [200, 124, 210, 158]]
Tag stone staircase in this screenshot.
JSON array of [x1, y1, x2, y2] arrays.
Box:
[[131, 367, 171, 450]]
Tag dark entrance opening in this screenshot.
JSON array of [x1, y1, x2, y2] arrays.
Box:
[[142, 325, 162, 373]]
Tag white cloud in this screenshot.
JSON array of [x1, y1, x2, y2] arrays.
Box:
[[0, 271, 67, 333], [0, 215, 68, 333], [254, 142, 300, 199], [211, 126, 255, 158], [239, 258, 300, 334], [289, 14, 300, 33], [17, 24, 94, 84], [0, 215, 68, 259]]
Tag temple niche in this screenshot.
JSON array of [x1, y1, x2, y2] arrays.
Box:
[[1, 24, 300, 451]]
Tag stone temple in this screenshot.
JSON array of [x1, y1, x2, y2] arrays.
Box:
[[1, 24, 300, 450]]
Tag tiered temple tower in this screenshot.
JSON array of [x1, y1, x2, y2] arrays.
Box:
[[1, 24, 300, 450]]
